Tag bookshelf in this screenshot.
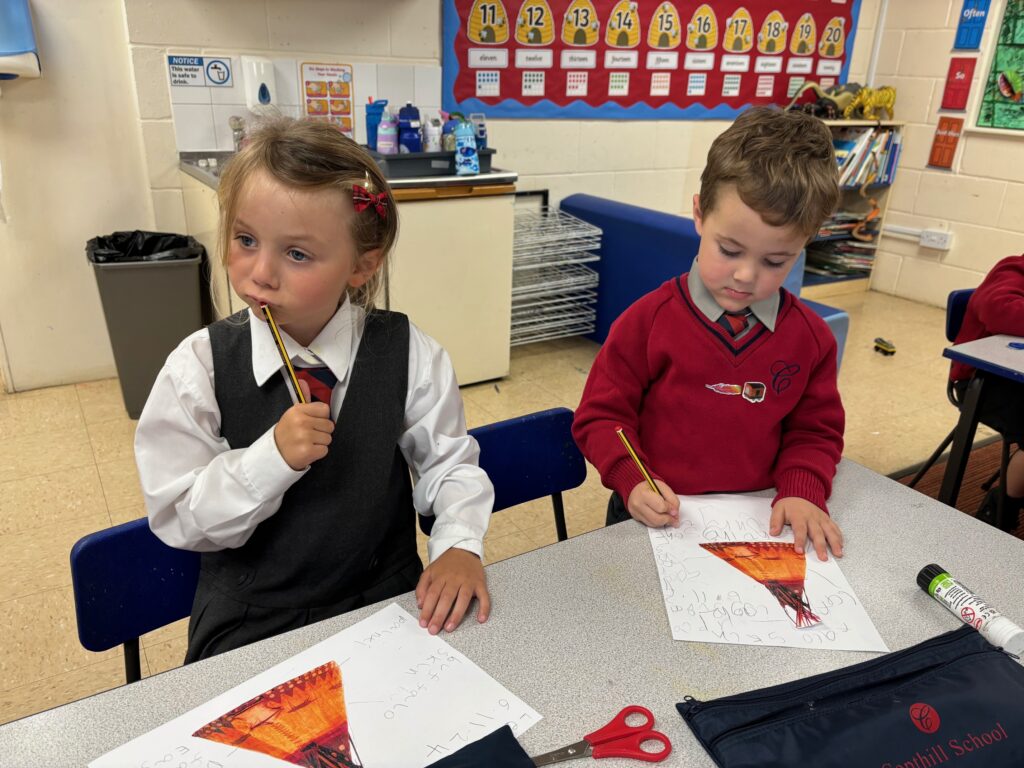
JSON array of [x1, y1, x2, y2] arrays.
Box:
[[803, 119, 904, 298]]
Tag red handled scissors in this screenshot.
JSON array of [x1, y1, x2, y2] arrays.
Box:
[[531, 705, 672, 764]]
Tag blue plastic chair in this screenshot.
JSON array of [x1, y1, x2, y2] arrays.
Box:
[[418, 407, 588, 541], [907, 289, 976, 488], [70, 518, 200, 684]]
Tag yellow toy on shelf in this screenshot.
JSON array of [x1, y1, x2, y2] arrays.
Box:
[[843, 86, 897, 121]]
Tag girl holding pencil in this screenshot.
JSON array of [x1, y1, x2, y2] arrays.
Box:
[[134, 117, 493, 662]]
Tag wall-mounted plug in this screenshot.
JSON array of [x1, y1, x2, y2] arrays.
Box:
[[920, 228, 953, 251]]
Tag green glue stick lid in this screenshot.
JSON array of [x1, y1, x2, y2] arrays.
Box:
[[917, 563, 947, 594]]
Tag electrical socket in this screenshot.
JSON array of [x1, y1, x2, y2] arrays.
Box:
[[920, 228, 953, 251]]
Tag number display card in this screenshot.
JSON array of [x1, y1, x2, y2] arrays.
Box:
[[649, 494, 889, 653], [90, 604, 541, 768], [443, 0, 864, 119]]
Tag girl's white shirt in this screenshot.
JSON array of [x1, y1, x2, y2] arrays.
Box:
[[135, 300, 493, 564]]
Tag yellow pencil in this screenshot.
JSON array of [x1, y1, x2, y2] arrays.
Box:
[[615, 427, 664, 499], [262, 305, 306, 404]]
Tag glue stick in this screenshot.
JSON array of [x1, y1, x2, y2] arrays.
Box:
[[917, 564, 1024, 655]]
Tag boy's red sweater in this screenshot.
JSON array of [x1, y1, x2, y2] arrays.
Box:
[[950, 254, 1024, 382], [573, 276, 845, 512]]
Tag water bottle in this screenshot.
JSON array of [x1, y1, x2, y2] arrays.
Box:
[[397, 102, 422, 153], [454, 120, 479, 176], [364, 99, 388, 150], [469, 112, 488, 150], [376, 110, 398, 155], [424, 118, 442, 152]]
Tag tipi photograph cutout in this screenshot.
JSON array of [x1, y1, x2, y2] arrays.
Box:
[[700, 541, 822, 628], [193, 661, 361, 768]]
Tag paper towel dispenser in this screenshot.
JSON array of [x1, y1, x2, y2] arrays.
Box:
[[1, 0, 41, 79]]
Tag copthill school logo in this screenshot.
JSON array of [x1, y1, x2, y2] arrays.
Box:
[[705, 381, 766, 403], [910, 702, 941, 734]]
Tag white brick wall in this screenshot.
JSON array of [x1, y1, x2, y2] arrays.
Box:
[[871, 0, 1024, 307]]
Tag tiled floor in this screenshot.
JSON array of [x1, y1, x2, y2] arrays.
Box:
[[0, 289, 993, 725]]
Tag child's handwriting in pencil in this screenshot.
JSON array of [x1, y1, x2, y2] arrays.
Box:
[[647, 494, 889, 653]]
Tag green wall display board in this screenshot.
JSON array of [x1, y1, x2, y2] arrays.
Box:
[[976, 0, 1024, 132]]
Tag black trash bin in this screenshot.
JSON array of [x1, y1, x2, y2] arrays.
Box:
[[87, 231, 208, 419]]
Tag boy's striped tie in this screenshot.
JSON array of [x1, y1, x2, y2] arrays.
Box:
[[718, 310, 752, 337], [294, 366, 337, 404]]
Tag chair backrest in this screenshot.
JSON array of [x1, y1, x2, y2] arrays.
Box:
[[70, 518, 200, 655], [419, 407, 588, 535], [946, 289, 975, 342], [473, 407, 587, 512]]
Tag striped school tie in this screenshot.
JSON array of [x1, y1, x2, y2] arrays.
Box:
[[718, 310, 752, 338], [294, 366, 338, 404]]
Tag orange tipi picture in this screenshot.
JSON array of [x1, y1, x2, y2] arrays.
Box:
[[193, 661, 361, 767], [700, 541, 821, 628]]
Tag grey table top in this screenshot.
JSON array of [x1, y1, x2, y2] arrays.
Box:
[[943, 333, 1024, 384], [2, 460, 1023, 767]]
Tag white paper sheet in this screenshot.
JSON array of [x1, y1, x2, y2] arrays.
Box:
[[91, 604, 541, 768], [649, 494, 889, 653]]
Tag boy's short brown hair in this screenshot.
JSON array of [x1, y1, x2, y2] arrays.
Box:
[[698, 106, 839, 240]]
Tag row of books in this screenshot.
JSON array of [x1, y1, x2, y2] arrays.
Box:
[[832, 126, 902, 189], [806, 239, 877, 276]]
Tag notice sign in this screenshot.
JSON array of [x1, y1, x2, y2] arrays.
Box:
[[167, 55, 233, 87]]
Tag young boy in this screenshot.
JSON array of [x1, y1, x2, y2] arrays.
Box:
[[573, 107, 845, 561], [950, 254, 1024, 529]]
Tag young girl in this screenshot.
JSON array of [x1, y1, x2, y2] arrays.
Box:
[[135, 118, 493, 662]]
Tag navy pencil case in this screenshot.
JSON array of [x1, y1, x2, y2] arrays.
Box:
[[678, 626, 1024, 767]]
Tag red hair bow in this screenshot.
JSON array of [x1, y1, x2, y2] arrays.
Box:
[[352, 184, 388, 219]]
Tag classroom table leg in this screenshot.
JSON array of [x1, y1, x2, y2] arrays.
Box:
[[938, 375, 985, 508]]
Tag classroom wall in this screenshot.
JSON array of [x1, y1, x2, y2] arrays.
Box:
[[870, 0, 1024, 306], [0, 0, 153, 391], [124, 0, 880, 227]]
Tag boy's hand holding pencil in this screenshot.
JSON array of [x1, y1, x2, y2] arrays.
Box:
[[617, 428, 680, 528]]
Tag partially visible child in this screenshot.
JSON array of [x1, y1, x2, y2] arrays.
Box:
[[135, 118, 493, 661], [573, 107, 845, 560], [950, 254, 1024, 527]]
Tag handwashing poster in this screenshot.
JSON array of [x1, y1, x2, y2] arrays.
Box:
[[301, 62, 355, 137]]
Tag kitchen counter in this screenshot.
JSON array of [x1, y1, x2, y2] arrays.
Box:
[[179, 152, 517, 191]]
